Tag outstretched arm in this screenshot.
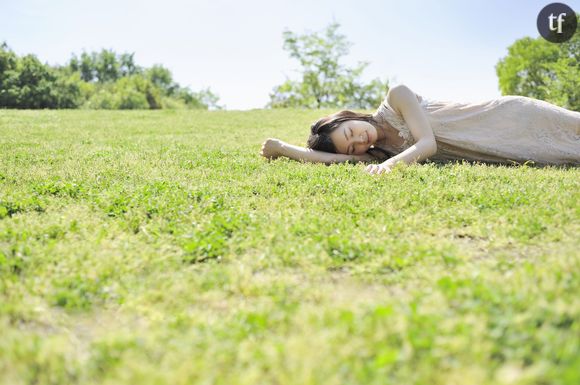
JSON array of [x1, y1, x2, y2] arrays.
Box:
[[280, 141, 375, 164], [260, 138, 375, 165]]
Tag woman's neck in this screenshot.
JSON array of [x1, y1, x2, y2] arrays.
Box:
[[375, 122, 390, 142], [375, 121, 404, 148]]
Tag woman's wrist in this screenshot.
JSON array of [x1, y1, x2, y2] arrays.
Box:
[[382, 159, 395, 167], [383, 158, 402, 168]]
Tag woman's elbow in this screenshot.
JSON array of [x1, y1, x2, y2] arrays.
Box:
[[428, 140, 437, 157], [419, 138, 437, 157]]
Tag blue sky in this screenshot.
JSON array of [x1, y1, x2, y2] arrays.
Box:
[[2, 0, 578, 110]]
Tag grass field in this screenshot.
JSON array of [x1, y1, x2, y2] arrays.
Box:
[[1, 109, 579, 385]]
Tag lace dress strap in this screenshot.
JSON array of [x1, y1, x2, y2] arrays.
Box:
[[373, 100, 420, 151]]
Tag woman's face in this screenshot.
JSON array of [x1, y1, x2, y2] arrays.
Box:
[[329, 120, 377, 155]]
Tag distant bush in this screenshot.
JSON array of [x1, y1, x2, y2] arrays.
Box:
[[0, 42, 222, 110], [83, 75, 161, 110], [0, 47, 83, 109]]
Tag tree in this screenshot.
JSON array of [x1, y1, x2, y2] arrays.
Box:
[[0, 42, 222, 110], [268, 22, 389, 109], [145, 65, 178, 96], [0, 43, 83, 108], [496, 15, 579, 111], [174, 87, 222, 110], [68, 49, 142, 83]]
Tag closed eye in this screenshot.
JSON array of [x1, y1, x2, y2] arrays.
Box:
[[349, 128, 353, 154]]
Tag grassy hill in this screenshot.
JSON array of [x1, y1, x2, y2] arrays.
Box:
[[1, 109, 579, 385]]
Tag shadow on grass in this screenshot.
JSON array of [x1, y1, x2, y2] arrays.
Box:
[[422, 159, 579, 170]]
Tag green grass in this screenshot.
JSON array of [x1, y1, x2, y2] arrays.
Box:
[[0, 109, 579, 385]]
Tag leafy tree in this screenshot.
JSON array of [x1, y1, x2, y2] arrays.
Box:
[[85, 75, 161, 110], [119, 53, 139, 78], [68, 52, 97, 82], [0, 42, 18, 83], [178, 87, 222, 110], [145, 65, 178, 96], [496, 15, 579, 111], [268, 22, 389, 109], [51, 69, 84, 108], [0, 43, 82, 108], [68, 49, 142, 83], [0, 42, 222, 110], [0, 42, 21, 107]]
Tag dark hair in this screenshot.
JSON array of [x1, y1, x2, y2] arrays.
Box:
[[306, 110, 392, 160]]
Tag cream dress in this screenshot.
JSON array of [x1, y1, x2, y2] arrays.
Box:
[[372, 93, 580, 165]]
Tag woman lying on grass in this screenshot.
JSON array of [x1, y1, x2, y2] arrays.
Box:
[[259, 84, 580, 174]]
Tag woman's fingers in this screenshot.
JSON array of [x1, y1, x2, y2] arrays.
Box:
[[259, 140, 280, 160], [365, 164, 377, 174], [364, 164, 391, 175]]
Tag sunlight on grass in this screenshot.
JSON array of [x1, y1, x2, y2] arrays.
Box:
[[1, 109, 579, 385]]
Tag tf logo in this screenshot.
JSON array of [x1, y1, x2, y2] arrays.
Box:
[[537, 3, 577, 43]]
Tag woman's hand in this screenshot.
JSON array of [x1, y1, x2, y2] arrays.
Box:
[[260, 138, 285, 160], [365, 162, 392, 175]]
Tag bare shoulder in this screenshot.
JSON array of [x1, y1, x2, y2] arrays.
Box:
[[386, 84, 420, 114]]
